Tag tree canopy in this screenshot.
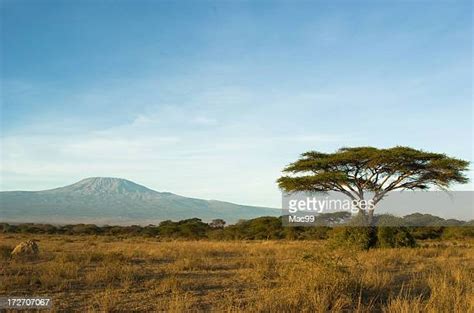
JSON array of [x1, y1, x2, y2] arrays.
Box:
[[278, 146, 469, 215]]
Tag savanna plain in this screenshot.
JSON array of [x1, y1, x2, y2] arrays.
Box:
[[0, 234, 472, 312]]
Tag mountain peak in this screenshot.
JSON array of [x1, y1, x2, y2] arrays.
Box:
[[1, 177, 278, 224], [58, 177, 157, 195]]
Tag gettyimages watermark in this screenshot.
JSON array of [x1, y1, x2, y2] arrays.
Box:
[[281, 191, 474, 227], [287, 198, 375, 214]]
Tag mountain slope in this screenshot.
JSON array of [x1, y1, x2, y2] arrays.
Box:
[[0, 177, 279, 225]]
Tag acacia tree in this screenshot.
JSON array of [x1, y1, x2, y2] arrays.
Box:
[[278, 146, 469, 225]]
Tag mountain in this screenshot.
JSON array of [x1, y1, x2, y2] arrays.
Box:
[[0, 177, 279, 225]]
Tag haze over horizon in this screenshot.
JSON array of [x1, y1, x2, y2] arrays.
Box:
[[1, 1, 473, 207], [0, 176, 280, 225]]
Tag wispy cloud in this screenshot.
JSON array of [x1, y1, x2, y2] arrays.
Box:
[[1, 1, 472, 205]]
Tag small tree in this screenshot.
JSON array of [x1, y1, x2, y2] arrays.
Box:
[[278, 146, 469, 225], [209, 219, 226, 229]]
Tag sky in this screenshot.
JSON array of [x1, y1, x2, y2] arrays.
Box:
[[1, 0, 472, 208]]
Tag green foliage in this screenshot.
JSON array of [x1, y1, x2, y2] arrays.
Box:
[[329, 227, 377, 250], [285, 226, 331, 240], [0, 223, 18, 233], [377, 227, 416, 248], [331, 220, 416, 249], [409, 227, 444, 240], [177, 218, 210, 239], [0, 217, 470, 245], [68, 224, 103, 235], [15, 223, 58, 234], [328, 212, 417, 249], [224, 217, 283, 240], [279, 146, 469, 193], [158, 218, 210, 239], [278, 146, 469, 226], [441, 227, 474, 239], [141, 225, 160, 237], [209, 219, 226, 229]]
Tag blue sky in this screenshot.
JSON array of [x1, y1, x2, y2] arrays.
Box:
[[1, 0, 472, 207]]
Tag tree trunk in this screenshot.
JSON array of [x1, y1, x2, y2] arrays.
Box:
[[367, 209, 375, 226]]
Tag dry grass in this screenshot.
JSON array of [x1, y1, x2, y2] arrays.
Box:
[[0, 234, 472, 312]]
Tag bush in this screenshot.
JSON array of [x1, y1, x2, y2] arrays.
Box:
[[69, 224, 103, 235], [0, 223, 18, 233], [409, 227, 444, 240], [225, 217, 283, 240], [329, 226, 377, 250], [156, 218, 210, 239], [330, 225, 417, 250], [297, 226, 331, 240], [441, 227, 474, 239], [377, 227, 416, 248]]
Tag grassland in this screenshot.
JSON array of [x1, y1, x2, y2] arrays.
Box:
[[0, 234, 473, 312]]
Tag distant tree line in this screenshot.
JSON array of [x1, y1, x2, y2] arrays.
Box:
[[1, 213, 472, 242]]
